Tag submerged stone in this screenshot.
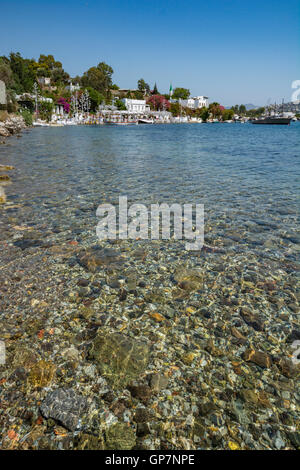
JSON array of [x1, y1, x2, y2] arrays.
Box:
[[89, 332, 149, 388], [105, 423, 136, 450], [78, 246, 124, 272], [75, 433, 105, 450], [40, 388, 88, 431], [173, 267, 203, 291], [28, 360, 56, 388], [243, 348, 272, 368]]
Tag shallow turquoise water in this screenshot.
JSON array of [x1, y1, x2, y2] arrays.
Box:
[[1, 122, 299, 257]]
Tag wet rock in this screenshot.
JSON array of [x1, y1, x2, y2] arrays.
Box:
[[118, 288, 127, 301], [75, 433, 105, 450], [240, 307, 264, 331], [136, 423, 151, 437], [28, 360, 56, 388], [274, 358, 298, 378], [134, 408, 152, 423], [231, 327, 247, 343], [14, 238, 43, 250], [149, 373, 168, 392], [287, 431, 300, 449], [128, 384, 152, 404], [78, 247, 124, 272], [77, 278, 90, 287], [239, 389, 259, 405], [9, 366, 28, 382], [12, 346, 38, 369], [40, 388, 88, 431], [243, 348, 272, 368], [89, 332, 149, 388], [197, 401, 216, 416], [105, 423, 136, 450], [286, 329, 300, 343], [173, 267, 203, 291]]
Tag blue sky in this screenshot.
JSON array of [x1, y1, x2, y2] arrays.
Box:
[[0, 0, 299, 106]]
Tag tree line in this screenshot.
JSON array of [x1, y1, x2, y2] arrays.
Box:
[[0, 52, 265, 120]]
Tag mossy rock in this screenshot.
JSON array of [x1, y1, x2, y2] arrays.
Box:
[[75, 433, 105, 450], [105, 423, 136, 450], [78, 247, 124, 272], [12, 345, 38, 369], [89, 332, 149, 388], [28, 360, 56, 388], [173, 267, 203, 291]]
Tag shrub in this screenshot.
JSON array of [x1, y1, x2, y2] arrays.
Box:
[[19, 108, 33, 126]]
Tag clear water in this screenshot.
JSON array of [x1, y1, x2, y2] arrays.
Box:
[[1, 122, 299, 258]]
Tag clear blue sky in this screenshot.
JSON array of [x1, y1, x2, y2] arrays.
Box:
[[1, 0, 299, 106]]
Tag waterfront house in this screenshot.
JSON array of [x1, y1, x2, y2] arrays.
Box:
[[122, 98, 150, 113], [178, 96, 209, 109]]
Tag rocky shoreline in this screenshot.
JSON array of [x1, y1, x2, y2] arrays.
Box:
[[0, 115, 27, 204], [0, 115, 27, 144]]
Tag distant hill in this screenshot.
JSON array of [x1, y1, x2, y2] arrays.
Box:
[[244, 103, 258, 110], [226, 103, 259, 110]]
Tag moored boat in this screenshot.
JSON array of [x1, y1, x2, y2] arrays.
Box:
[[138, 118, 154, 124], [251, 116, 292, 125]]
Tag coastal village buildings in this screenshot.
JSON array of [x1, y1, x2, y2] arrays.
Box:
[[65, 82, 80, 93], [37, 77, 57, 92], [178, 96, 209, 109], [37, 77, 51, 87], [122, 98, 150, 113]]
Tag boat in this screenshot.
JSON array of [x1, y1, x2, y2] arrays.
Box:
[[251, 116, 292, 125], [105, 121, 137, 125], [138, 118, 154, 124], [251, 100, 292, 125]]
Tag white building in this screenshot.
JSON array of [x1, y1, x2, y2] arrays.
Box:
[[178, 96, 208, 109], [122, 98, 150, 113], [66, 82, 81, 93], [37, 77, 51, 86]]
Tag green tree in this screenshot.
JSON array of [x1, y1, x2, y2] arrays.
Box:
[[172, 87, 190, 100], [39, 101, 54, 122], [170, 102, 181, 116], [152, 82, 158, 94], [239, 104, 246, 115], [208, 102, 222, 118], [222, 109, 234, 121], [9, 52, 37, 93], [199, 107, 209, 122], [81, 62, 113, 99], [137, 78, 150, 94], [86, 86, 104, 111], [133, 90, 144, 100], [115, 99, 127, 110], [0, 58, 14, 87]]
